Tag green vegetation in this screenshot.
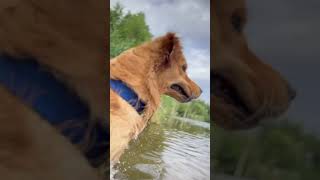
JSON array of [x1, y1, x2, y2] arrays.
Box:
[[153, 96, 210, 123], [214, 120, 320, 180], [110, 3, 210, 122], [110, 3, 152, 58]]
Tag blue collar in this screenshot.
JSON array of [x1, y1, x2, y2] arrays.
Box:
[[0, 54, 108, 167], [110, 79, 146, 114]]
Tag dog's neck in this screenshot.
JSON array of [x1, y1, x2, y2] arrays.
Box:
[[0, 1, 107, 122], [0, 54, 108, 166], [110, 79, 146, 114], [110, 49, 162, 118]]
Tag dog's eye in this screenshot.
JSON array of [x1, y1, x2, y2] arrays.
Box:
[[182, 64, 187, 72], [231, 13, 243, 33]]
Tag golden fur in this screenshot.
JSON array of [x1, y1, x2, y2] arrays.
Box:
[[110, 33, 202, 162], [0, 1, 106, 179], [212, 0, 296, 129]]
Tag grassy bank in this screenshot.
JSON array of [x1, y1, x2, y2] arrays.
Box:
[[214, 120, 320, 180], [152, 96, 210, 123]]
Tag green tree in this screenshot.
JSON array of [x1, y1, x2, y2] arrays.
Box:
[[176, 100, 210, 122], [110, 3, 152, 58]]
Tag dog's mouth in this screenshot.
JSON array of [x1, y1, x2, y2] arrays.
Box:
[[212, 72, 261, 129], [170, 83, 190, 101], [213, 72, 252, 115]]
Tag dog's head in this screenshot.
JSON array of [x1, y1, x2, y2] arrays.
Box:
[[212, 0, 296, 129], [111, 33, 202, 104], [154, 33, 202, 103]]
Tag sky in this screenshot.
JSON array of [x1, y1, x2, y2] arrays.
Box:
[[246, 0, 320, 136], [110, 0, 211, 103]]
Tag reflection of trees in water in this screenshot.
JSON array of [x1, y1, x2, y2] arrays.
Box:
[[116, 123, 166, 179], [161, 117, 210, 137], [116, 118, 210, 179]]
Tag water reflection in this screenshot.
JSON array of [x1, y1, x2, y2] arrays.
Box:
[[113, 117, 210, 180]]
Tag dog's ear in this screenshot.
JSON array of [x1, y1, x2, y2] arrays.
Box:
[[158, 32, 182, 65]]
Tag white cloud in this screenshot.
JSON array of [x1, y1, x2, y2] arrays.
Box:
[[185, 48, 210, 81], [185, 48, 210, 103], [111, 0, 210, 49]]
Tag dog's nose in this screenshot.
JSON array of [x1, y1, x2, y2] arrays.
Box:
[[200, 88, 203, 94], [287, 84, 296, 101]]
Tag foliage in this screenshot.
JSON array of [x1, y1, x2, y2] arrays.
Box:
[[176, 99, 210, 122], [110, 3, 152, 58], [213, 120, 320, 179], [153, 96, 210, 123]]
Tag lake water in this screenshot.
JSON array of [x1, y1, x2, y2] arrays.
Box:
[[112, 117, 211, 180]]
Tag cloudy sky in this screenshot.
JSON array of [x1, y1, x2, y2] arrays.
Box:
[[111, 0, 210, 103], [246, 0, 320, 136]]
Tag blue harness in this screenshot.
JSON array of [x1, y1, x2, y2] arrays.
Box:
[[110, 79, 146, 114], [0, 54, 108, 167]]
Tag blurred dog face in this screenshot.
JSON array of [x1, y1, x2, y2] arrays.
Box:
[[212, 0, 296, 129]]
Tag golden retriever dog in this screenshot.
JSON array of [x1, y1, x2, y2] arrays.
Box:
[[110, 33, 202, 163], [212, 0, 296, 130], [0, 1, 107, 179]]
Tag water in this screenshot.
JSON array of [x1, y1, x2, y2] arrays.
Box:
[[112, 117, 210, 180]]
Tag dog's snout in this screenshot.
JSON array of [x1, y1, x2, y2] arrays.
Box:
[[193, 86, 202, 99], [287, 83, 296, 101], [190, 87, 202, 100]]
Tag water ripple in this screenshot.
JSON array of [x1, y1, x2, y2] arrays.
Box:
[[114, 118, 210, 180]]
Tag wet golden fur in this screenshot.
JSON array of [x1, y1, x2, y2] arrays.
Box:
[[110, 33, 202, 162], [212, 0, 295, 129], [0, 1, 106, 179]]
